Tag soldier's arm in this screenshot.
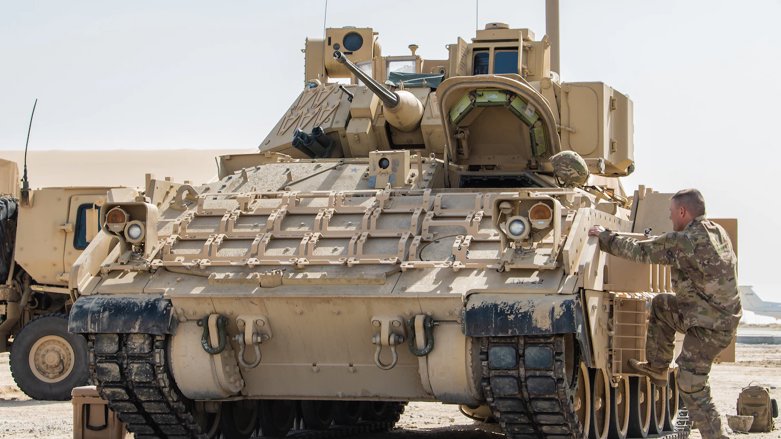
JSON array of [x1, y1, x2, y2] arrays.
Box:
[[597, 230, 690, 266]]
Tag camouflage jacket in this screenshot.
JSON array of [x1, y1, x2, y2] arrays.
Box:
[[598, 216, 741, 331]]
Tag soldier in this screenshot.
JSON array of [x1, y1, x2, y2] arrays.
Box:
[[588, 188, 741, 439]]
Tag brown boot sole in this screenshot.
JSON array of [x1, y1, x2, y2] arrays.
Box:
[[627, 362, 669, 387], [648, 377, 668, 387]]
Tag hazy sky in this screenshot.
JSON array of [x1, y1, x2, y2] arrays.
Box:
[[2, 1, 781, 300]]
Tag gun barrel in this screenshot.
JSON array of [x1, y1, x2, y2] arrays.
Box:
[[333, 51, 399, 108]]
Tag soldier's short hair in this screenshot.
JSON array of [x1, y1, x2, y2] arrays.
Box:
[[672, 188, 706, 217]]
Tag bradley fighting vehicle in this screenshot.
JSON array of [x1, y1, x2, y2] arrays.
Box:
[[68, 2, 735, 438]]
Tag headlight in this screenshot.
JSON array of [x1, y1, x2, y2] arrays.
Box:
[[124, 220, 145, 243], [505, 216, 531, 240], [105, 207, 128, 233], [508, 219, 526, 236], [528, 202, 553, 229]]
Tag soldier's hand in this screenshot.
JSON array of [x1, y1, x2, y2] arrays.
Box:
[[588, 225, 606, 237]]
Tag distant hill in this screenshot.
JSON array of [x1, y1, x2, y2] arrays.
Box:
[[0, 149, 249, 188]]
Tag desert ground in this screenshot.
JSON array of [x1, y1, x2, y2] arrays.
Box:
[[1, 340, 780, 439]]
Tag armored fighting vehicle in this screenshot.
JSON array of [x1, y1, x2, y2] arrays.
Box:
[[68, 2, 735, 438]]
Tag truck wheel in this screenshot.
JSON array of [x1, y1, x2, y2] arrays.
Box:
[[9, 314, 88, 400]]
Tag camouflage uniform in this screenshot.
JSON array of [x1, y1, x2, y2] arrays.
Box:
[[550, 150, 589, 187], [598, 216, 741, 439]]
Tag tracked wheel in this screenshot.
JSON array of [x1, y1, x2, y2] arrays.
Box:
[[333, 401, 362, 425], [220, 400, 259, 439], [301, 400, 335, 430], [589, 368, 611, 439], [575, 361, 592, 436], [627, 376, 652, 438], [663, 370, 681, 431], [648, 383, 667, 435], [608, 376, 630, 439], [193, 401, 221, 438], [361, 401, 395, 421], [259, 400, 295, 437]]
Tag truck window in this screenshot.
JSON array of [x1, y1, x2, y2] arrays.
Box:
[[74, 203, 100, 250], [473, 51, 489, 75], [494, 50, 519, 74]]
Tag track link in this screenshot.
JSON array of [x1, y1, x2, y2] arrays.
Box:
[[481, 335, 583, 439], [88, 333, 404, 439], [90, 333, 205, 438], [481, 335, 690, 439]]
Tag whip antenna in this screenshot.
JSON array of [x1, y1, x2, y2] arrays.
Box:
[[323, 0, 329, 40], [20, 98, 37, 206], [475, 0, 479, 31]]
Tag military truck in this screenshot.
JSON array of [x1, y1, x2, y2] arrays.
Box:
[[68, 2, 736, 438], [0, 158, 115, 400]]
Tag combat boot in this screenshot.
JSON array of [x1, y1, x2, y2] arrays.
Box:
[[628, 359, 668, 386]]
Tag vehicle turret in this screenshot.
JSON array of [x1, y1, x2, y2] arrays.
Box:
[[333, 50, 423, 132], [257, 18, 634, 179]]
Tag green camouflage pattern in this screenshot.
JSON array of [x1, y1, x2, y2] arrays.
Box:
[[550, 150, 589, 187], [598, 216, 741, 439], [645, 293, 734, 439], [598, 215, 741, 331]]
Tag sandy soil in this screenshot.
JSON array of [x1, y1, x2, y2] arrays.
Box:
[[1, 344, 780, 439]]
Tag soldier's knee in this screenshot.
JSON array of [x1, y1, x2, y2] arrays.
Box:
[[678, 369, 707, 394], [650, 294, 674, 319], [651, 293, 673, 310]]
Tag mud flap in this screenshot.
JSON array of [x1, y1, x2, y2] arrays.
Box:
[[68, 295, 176, 335], [463, 293, 592, 365]]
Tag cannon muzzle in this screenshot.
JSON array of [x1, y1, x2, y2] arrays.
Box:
[[333, 50, 423, 132]]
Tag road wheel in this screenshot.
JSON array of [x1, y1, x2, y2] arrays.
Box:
[[334, 401, 362, 425], [259, 400, 295, 437], [9, 314, 88, 400], [573, 362, 592, 437], [648, 383, 667, 434], [627, 376, 652, 438], [220, 400, 259, 439], [608, 376, 630, 439], [301, 400, 335, 430], [361, 401, 395, 421], [663, 370, 681, 431], [589, 368, 611, 439]]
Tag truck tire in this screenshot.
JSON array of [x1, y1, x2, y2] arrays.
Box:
[[9, 314, 88, 400]]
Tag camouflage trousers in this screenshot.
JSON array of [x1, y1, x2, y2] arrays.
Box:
[[646, 294, 736, 439]]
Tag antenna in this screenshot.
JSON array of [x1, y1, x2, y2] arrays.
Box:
[[20, 98, 37, 206], [475, 0, 479, 31], [322, 0, 329, 40]]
